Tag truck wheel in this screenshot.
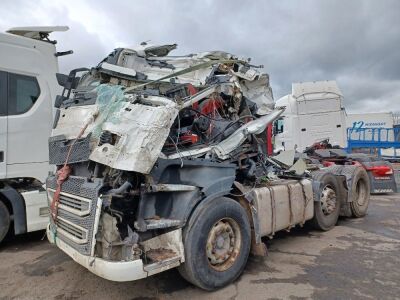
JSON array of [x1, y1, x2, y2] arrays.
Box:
[[0, 201, 10, 243], [178, 197, 251, 290], [311, 171, 341, 231], [342, 166, 370, 217]]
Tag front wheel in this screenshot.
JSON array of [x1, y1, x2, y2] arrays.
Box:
[[0, 201, 10, 243], [178, 197, 251, 290]]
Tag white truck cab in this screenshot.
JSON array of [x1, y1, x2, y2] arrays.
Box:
[[274, 80, 347, 153], [0, 26, 68, 242]]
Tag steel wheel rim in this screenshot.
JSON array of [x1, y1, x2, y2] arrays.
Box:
[[320, 184, 337, 215], [206, 218, 241, 272]]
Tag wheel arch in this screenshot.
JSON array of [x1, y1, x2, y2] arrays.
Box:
[[189, 182, 262, 247], [317, 167, 354, 217], [0, 186, 27, 235], [137, 158, 238, 232]]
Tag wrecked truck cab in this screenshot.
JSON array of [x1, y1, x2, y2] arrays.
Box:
[[46, 44, 367, 290]]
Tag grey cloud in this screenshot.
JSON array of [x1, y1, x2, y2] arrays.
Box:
[[0, 0, 399, 112]]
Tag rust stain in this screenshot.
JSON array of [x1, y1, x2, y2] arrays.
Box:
[[146, 248, 176, 262]]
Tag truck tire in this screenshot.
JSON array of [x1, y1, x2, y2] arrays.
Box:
[[178, 197, 251, 290], [311, 171, 341, 231], [0, 201, 10, 243], [342, 166, 370, 217]]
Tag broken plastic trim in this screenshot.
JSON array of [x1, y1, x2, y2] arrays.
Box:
[[124, 59, 245, 93], [212, 108, 285, 159]]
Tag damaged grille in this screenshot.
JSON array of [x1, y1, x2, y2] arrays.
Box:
[[47, 175, 103, 255], [49, 134, 91, 165]]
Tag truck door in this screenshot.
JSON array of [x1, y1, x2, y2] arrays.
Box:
[[6, 72, 50, 178], [0, 71, 6, 178]]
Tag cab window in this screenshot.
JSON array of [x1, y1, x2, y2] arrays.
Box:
[[274, 117, 284, 134], [0, 71, 6, 116], [8, 73, 40, 115]]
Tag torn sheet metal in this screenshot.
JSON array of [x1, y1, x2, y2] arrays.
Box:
[[101, 62, 137, 78], [240, 74, 274, 115], [166, 147, 212, 160], [89, 95, 178, 174], [101, 46, 274, 110], [272, 150, 295, 167], [51, 84, 124, 140], [289, 158, 307, 176], [50, 43, 294, 183], [51, 105, 98, 139], [212, 108, 285, 160], [53, 44, 278, 170]]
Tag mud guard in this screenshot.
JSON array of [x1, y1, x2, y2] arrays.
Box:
[[324, 165, 354, 217], [136, 158, 237, 232], [232, 181, 262, 244], [0, 186, 27, 234]]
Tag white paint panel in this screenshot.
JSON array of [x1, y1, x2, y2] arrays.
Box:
[[298, 110, 346, 149], [23, 189, 49, 232], [0, 30, 61, 180], [90, 101, 178, 174], [0, 117, 6, 179]]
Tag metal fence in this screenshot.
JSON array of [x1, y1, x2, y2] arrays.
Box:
[[393, 113, 400, 126], [347, 127, 400, 158]]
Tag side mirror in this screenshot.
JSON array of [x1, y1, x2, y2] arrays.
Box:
[[56, 73, 81, 90], [56, 73, 69, 88], [54, 95, 66, 108], [55, 68, 90, 107], [70, 77, 80, 90]]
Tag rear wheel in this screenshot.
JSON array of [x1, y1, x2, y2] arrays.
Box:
[[178, 197, 251, 290], [311, 171, 341, 231], [0, 201, 10, 243], [343, 166, 370, 217]]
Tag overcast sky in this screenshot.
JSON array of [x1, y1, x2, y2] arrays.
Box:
[[1, 0, 399, 113]]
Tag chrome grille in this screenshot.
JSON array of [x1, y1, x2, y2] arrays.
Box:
[[46, 175, 103, 256], [47, 188, 91, 216], [56, 216, 88, 244]]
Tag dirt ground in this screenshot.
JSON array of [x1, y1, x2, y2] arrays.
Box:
[[0, 194, 399, 300]]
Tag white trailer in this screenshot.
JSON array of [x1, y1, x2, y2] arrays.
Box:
[[0, 26, 68, 243]]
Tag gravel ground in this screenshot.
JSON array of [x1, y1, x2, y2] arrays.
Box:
[[0, 194, 399, 300]]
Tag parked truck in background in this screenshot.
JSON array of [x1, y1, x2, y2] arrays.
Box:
[[46, 45, 370, 290], [273, 80, 397, 194], [0, 26, 69, 243], [274, 81, 347, 153], [274, 81, 396, 153]]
